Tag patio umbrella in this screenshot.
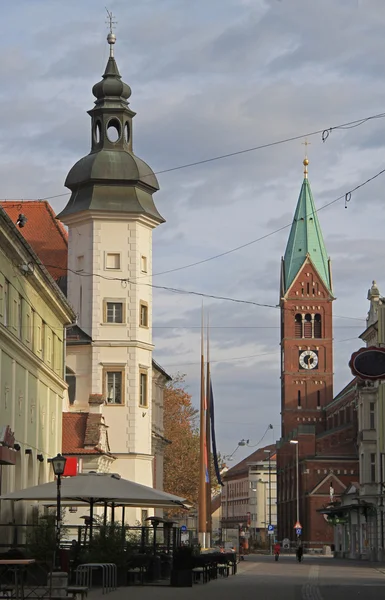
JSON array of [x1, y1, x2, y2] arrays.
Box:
[[0, 472, 189, 537]]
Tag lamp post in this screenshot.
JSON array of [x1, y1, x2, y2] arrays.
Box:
[[51, 453, 67, 570], [290, 440, 299, 539], [264, 449, 272, 554]]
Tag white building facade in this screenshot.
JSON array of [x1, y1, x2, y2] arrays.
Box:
[[57, 33, 166, 522], [221, 446, 277, 545]]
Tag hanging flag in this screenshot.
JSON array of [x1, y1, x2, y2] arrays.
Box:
[[209, 377, 224, 487]]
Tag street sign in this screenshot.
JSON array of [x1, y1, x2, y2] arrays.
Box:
[[296, 528, 302, 536], [294, 521, 302, 529], [180, 525, 187, 532], [349, 346, 385, 381], [267, 524, 274, 535]]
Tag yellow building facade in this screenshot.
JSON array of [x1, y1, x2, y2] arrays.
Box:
[[0, 208, 75, 526]]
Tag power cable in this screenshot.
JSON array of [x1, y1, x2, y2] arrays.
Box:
[[40, 261, 366, 323], [148, 165, 385, 278], [2, 111, 385, 203]]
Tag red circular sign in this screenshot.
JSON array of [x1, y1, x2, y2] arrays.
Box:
[[349, 347, 385, 380]]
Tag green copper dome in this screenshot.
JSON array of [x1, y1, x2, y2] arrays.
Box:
[[283, 174, 331, 294]]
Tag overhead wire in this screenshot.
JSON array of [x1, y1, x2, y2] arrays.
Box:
[[1, 110, 384, 203]]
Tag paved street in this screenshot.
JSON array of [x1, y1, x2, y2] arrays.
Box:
[[91, 555, 385, 600]]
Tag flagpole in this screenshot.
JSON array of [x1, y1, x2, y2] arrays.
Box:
[[198, 305, 206, 548], [206, 312, 212, 547]]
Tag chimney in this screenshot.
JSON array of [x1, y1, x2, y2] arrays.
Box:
[[88, 393, 104, 414]]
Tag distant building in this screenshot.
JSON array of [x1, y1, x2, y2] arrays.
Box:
[[322, 282, 385, 561], [221, 445, 276, 544], [0, 206, 75, 529]]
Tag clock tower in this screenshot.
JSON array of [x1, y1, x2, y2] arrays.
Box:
[[280, 158, 334, 438]]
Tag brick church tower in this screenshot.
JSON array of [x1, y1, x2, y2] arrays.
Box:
[[280, 157, 334, 437], [277, 157, 335, 542]]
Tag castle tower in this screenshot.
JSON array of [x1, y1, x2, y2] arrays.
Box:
[[279, 158, 334, 439], [57, 30, 164, 492]]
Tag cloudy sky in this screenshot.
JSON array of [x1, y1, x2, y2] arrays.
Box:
[[2, 0, 385, 462]]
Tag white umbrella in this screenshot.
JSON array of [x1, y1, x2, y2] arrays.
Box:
[[0, 472, 188, 508]]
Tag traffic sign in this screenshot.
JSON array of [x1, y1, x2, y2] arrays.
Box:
[[294, 521, 302, 529], [180, 525, 187, 532], [268, 524, 274, 532], [296, 528, 302, 536]]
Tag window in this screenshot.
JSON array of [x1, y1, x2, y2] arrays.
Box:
[[18, 295, 22, 338], [304, 314, 312, 338], [140, 371, 148, 407], [41, 321, 46, 358], [141, 256, 148, 273], [370, 402, 375, 429], [307, 282, 310, 294], [105, 301, 123, 323], [4, 280, 9, 326], [297, 390, 301, 408], [105, 370, 123, 404], [76, 255, 84, 272], [370, 453, 376, 483], [314, 314, 322, 338], [141, 509, 148, 524], [105, 253, 121, 270], [140, 302, 148, 327], [66, 367, 76, 405], [295, 314, 302, 338]]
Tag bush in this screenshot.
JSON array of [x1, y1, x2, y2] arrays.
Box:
[[26, 514, 57, 564], [82, 523, 128, 568]]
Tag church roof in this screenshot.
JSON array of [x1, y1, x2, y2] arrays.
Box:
[[283, 162, 331, 293]]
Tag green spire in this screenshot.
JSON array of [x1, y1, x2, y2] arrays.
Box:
[[283, 159, 331, 293]]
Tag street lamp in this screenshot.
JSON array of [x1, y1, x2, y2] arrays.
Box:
[[290, 440, 299, 539], [264, 449, 272, 554], [51, 453, 67, 570]]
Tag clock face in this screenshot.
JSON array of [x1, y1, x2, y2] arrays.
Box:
[[299, 350, 318, 370]]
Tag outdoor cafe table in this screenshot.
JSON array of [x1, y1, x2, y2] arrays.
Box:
[[0, 559, 35, 599]]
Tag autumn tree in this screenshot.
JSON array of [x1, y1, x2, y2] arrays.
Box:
[[163, 374, 200, 508], [163, 374, 224, 512]]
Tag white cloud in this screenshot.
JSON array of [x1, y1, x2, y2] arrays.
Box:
[[1, 0, 384, 457]]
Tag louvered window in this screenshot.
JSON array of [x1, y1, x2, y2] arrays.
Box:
[[314, 314, 322, 338], [295, 314, 302, 338], [304, 314, 312, 338]]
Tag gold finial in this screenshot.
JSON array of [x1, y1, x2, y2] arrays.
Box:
[[302, 139, 310, 178]]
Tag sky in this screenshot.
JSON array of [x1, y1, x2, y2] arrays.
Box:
[[2, 0, 385, 464]]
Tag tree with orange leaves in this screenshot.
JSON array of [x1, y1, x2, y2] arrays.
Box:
[[163, 374, 200, 508]]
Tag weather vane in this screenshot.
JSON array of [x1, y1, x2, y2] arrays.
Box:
[[105, 8, 117, 57], [301, 138, 310, 178]]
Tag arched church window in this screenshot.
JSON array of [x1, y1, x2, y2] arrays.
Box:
[[106, 118, 121, 143], [66, 367, 76, 406], [295, 314, 302, 338], [314, 314, 322, 338], [94, 120, 101, 144], [124, 121, 130, 144], [304, 314, 312, 338]]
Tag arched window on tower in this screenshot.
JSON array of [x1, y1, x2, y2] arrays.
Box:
[[295, 314, 302, 338], [66, 367, 76, 406], [304, 314, 312, 338], [314, 314, 322, 338]]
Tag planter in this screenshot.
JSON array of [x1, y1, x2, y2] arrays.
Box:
[[170, 569, 193, 587]]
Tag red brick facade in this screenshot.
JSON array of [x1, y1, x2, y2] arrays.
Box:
[[277, 258, 359, 545]]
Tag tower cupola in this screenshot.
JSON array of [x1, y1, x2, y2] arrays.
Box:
[[57, 30, 164, 223]]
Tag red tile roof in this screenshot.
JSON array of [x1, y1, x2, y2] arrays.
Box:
[[62, 412, 104, 455], [0, 201, 68, 281], [223, 444, 276, 479]]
